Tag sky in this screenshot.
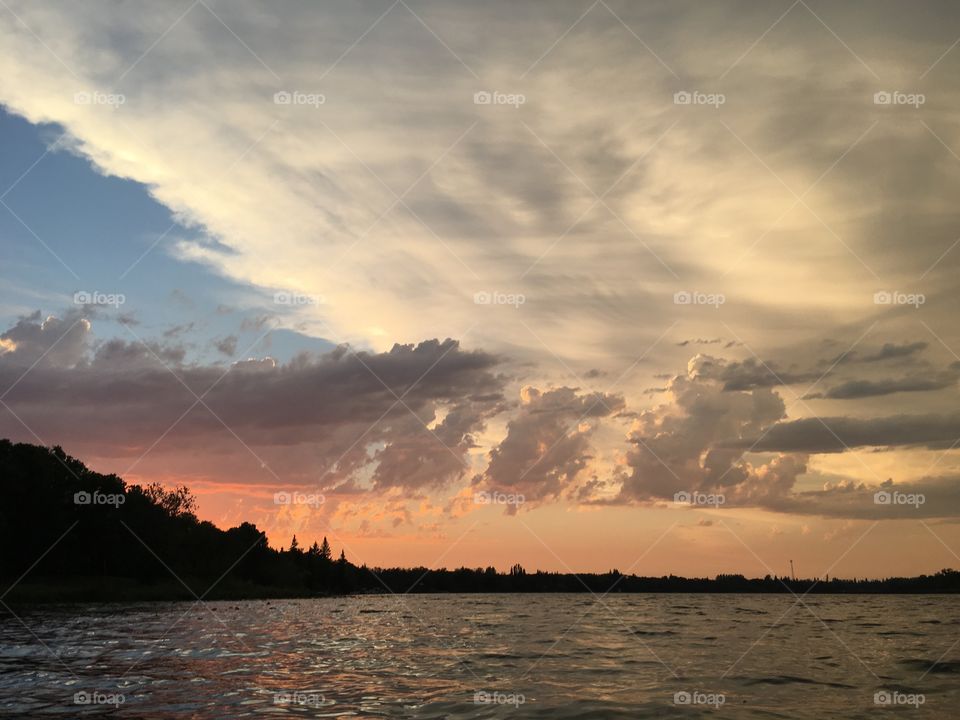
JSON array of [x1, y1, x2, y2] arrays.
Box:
[[2, 0, 960, 577]]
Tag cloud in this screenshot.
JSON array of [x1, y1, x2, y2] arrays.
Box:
[[4, 0, 959, 380], [369, 399, 495, 493], [240, 315, 273, 333], [733, 412, 960, 453], [688, 354, 822, 391], [676, 338, 723, 347], [214, 335, 238, 356], [0, 309, 91, 368], [0, 313, 507, 494], [823, 341, 929, 366], [616, 359, 803, 504], [609, 355, 960, 519], [805, 371, 958, 399], [476, 386, 624, 509], [859, 341, 929, 363], [162, 322, 195, 339], [764, 476, 960, 520]]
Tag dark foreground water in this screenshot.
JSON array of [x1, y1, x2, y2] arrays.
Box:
[[1, 594, 957, 718]]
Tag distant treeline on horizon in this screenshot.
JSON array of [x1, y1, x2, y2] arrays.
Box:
[[2, 439, 958, 603]]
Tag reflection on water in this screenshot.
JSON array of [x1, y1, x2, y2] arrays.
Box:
[[1, 594, 958, 718]]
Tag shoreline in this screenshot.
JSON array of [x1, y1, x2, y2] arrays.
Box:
[[4, 579, 959, 606]]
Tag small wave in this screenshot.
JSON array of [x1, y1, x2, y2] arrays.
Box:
[[631, 628, 677, 637], [900, 658, 960, 674], [739, 675, 855, 689]]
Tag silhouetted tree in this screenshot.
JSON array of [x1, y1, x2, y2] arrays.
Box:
[[143, 482, 198, 519]]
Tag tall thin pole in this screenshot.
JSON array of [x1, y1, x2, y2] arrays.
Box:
[[790, 560, 795, 581]]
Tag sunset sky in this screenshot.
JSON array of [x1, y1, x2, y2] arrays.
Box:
[[2, 0, 960, 577]]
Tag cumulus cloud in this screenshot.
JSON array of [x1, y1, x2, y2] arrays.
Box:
[[0, 309, 91, 368], [606, 354, 960, 519], [476, 386, 625, 509], [615, 357, 804, 505]]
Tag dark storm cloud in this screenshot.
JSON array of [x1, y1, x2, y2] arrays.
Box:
[[860, 341, 929, 363], [805, 368, 959, 399], [733, 412, 960, 453], [690, 354, 822, 391], [823, 341, 930, 367], [0, 313, 507, 492]]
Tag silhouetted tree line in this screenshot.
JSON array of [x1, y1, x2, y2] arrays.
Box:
[[0, 440, 363, 601], [367, 567, 960, 593], [2, 440, 959, 602]]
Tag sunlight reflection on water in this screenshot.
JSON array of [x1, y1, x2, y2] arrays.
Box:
[[1, 594, 958, 718]]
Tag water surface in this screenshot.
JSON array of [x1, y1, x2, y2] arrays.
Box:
[[1, 594, 957, 718]]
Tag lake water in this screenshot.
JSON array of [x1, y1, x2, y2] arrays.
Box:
[[1, 594, 957, 718]]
